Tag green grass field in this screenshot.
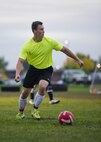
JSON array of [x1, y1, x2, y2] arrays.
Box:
[[0, 84, 101, 142]]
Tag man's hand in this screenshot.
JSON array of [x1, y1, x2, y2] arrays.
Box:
[[77, 59, 84, 67], [15, 74, 20, 82]]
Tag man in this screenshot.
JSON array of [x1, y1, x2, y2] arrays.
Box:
[[15, 21, 84, 120], [29, 84, 60, 105]]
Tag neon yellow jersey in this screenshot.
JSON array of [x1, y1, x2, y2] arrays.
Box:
[[19, 37, 63, 69]]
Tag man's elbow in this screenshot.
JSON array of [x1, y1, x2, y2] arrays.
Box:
[[19, 58, 25, 64], [61, 47, 67, 53], [16, 58, 25, 67]]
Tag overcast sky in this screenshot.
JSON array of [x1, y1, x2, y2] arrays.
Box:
[[0, 0, 101, 69]]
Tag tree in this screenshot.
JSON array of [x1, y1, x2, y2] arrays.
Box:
[[64, 53, 96, 74], [0, 57, 8, 71], [0, 57, 9, 80]]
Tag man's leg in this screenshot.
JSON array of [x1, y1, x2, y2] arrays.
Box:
[[31, 80, 48, 119], [47, 84, 60, 104], [29, 88, 36, 104], [16, 88, 31, 119]]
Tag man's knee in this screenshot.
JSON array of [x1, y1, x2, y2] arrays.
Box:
[[21, 88, 31, 99], [39, 80, 48, 92]]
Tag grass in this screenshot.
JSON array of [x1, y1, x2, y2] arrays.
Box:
[[0, 84, 101, 142]]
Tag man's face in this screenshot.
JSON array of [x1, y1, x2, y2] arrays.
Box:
[[34, 24, 44, 38]]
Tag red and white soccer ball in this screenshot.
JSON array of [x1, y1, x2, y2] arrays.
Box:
[[58, 111, 74, 125]]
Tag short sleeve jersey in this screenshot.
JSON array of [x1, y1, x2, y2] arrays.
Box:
[[19, 37, 63, 69]]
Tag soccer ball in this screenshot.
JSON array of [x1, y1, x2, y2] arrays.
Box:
[[58, 111, 74, 125]]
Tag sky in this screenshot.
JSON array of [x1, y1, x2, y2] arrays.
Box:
[[0, 0, 101, 69]]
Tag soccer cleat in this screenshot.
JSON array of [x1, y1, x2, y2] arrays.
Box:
[[31, 109, 40, 119], [16, 112, 25, 119], [29, 99, 34, 105], [49, 99, 60, 104]]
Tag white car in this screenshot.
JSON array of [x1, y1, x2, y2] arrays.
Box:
[[62, 69, 88, 84], [3, 79, 21, 86]]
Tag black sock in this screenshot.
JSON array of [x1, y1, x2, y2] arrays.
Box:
[[48, 92, 53, 101], [30, 93, 34, 99]]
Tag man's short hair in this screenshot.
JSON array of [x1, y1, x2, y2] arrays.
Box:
[[31, 21, 43, 32]]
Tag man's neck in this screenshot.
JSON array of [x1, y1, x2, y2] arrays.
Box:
[[33, 37, 43, 42]]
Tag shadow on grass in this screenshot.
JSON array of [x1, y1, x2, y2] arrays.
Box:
[[28, 117, 57, 121]]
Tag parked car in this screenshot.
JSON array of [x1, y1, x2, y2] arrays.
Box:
[[3, 79, 21, 86], [62, 69, 89, 84]]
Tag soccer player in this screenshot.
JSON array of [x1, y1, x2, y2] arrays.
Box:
[[29, 84, 60, 105], [15, 21, 84, 120]]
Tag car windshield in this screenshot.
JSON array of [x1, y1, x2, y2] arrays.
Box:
[[73, 71, 84, 75]]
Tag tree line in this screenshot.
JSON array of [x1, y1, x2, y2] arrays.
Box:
[[0, 53, 101, 75]]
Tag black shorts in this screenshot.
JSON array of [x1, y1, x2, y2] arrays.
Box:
[[23, 65, 53, 88]]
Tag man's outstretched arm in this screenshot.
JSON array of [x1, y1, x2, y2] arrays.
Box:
[[61, 46, 84, 67]]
